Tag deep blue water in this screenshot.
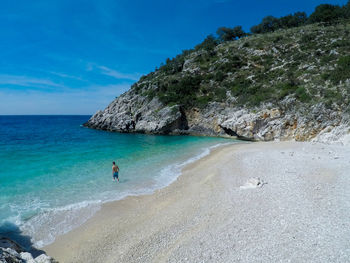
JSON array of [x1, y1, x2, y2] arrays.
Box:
[[0, 115, 233, 247]]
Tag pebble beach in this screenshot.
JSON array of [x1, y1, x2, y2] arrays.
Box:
[[44, 141, 350, 263]]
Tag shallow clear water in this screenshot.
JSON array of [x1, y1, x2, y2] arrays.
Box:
[[0, 115, 235, 247]]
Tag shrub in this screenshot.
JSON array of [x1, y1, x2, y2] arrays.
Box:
[[196, 95, 213, 108], [214, 88, 227, 101], [320, 54, 337, 65], [330, 39, 350, 48], [300, 33, 316, 44], [321, 72, 331, 80], [323, 88, 343, 108], [159, 50, 195, 74], [216, 56, 243, 72], [295, 87, 311, 102], [338, 55, 350, 68], [195, 35, 218, 51], [144, 89, 156, 100], [157, 75, 202, 108], [329, 55, 350, 83], [214, 71, 226, 82], [139, 75, 148, 82], [276, 83, 298, 99]]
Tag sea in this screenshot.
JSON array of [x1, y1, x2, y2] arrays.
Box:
[[0, 115, 236, 248]]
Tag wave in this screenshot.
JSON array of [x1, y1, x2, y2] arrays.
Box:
[[154, 142, 233, 189]]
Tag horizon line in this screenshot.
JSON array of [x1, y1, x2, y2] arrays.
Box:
[[0, 114, 93, 116]]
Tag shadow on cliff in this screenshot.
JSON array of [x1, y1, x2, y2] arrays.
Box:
[[0, 222, 45, 257]]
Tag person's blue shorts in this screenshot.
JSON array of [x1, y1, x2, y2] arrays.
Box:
[[113, 172, 119, 179]]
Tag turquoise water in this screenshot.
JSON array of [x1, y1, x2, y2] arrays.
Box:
[[0, 115, 234, 247]]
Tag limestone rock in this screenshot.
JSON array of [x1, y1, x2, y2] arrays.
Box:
[[85, 91, 348, 143], [84, 90, 186, 134], [20, 252, 34, 261], [240, 177, 266, 189], [34, 254, 55, 263], [0, 248, 24, 263], [0, 237, 57, 263], [0, 237, 23, 253]]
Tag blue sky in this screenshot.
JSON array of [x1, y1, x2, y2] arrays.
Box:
[[0, 0, 347, 115]]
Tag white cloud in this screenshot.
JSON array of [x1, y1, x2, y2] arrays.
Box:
[[86, 63, 141, 81], [0, 74, 64, 89], [48, 71, 84, 81], [98, 66, 141, 81]]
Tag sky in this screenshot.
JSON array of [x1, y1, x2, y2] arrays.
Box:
[[0, 0, 347, 115]]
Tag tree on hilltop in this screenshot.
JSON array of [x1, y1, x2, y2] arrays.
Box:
[[232, 26, 247, 39], [195, 35, 218, 51], [279, 12, 308, 28], [251, 15, 279, 34], [308, 4, 343, 24], [216, 26, 246, 42], [343, 1, 350, 18], [216, 27, 235, 41]]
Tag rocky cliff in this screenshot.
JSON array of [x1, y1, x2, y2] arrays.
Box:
[[85, 21, 350, 144]]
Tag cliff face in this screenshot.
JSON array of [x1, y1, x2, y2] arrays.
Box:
[[85, 22, 350, 144], [85, 90, 186, 134], [84, 92, 349, 143]]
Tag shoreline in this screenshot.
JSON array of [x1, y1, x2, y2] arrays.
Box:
[[38, 141, 236, 248], [43, 142, 238, 261], [44, 141, 350, 263], [2, 136, 233, 249]]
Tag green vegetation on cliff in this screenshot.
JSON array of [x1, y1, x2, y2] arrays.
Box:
[[132, 2, 350, 110]]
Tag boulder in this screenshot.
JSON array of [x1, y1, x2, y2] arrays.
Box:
[[240, 178, 266, 189]]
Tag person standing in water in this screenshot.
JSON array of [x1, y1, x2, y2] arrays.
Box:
[[112, 161, 119, 182]]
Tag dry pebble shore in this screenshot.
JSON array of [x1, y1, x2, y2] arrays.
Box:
[[45, 141, 350, 263]]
